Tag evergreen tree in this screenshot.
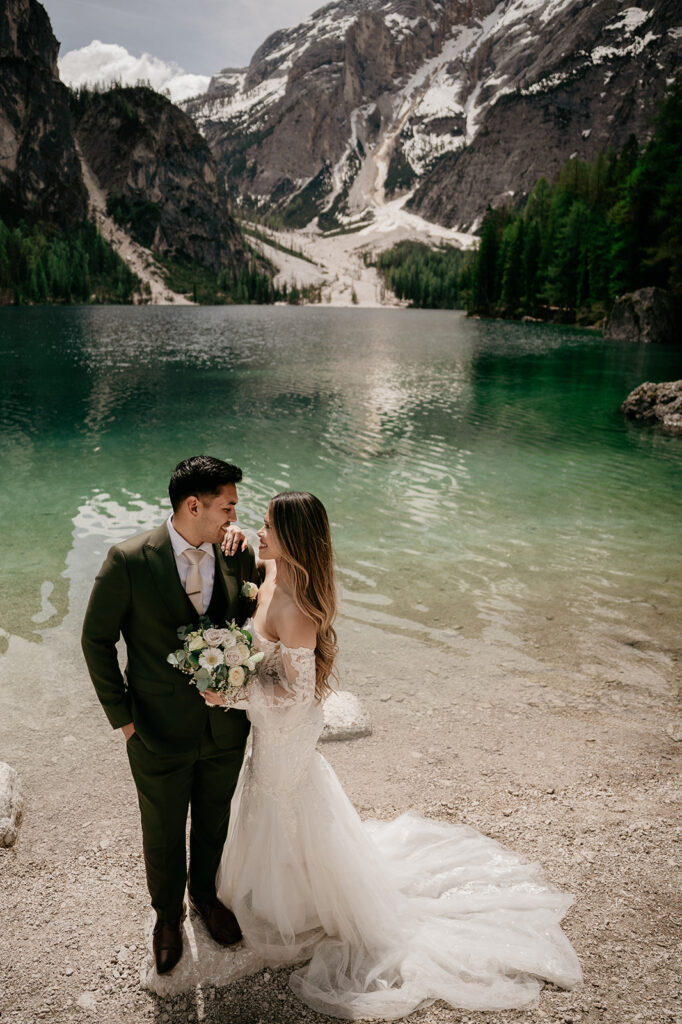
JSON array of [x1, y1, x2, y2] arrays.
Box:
[[472, 208, 507, 314], [464, 78, 681, 323]]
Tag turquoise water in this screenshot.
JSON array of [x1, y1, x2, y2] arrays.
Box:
[[1, 305, 681, 670]]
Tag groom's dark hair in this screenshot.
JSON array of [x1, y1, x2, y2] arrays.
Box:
[[169, 455, 243, 511]]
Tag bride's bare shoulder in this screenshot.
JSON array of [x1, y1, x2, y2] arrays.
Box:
[[274, 600, 316, 651]]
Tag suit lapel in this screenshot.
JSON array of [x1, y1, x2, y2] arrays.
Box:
[[144, 523, 195, 625], [214, 545, 239, 621]]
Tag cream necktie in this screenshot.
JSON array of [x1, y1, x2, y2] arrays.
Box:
[[183, 548, 206, 614]]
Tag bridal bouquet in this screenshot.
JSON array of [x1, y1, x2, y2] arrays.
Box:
[[167, 618, 264, 699]]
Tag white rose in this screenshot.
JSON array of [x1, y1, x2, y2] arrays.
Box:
[[220, 628, 237, 646], [203, 628, 223, 647], [241, 581, 259, 600], [188, 635, 207, 651], [228, 665, 245, 687], [224, 648, 242, 666], [236, 642, 250, 661]]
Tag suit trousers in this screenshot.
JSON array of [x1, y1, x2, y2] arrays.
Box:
[[126, 716, 249, 922]]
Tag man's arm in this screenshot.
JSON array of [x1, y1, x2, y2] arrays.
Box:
[[81, 546, 133, 731], [243, 541, 263, 586]]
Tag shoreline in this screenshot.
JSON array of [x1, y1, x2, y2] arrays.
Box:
[[1, 601, 680, 1024]]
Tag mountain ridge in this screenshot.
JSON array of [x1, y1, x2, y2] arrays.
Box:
[[0, 0, 252, 304], [182, 0, 682, 232]]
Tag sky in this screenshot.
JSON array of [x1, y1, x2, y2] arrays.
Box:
[[44, 0, 324, 101]]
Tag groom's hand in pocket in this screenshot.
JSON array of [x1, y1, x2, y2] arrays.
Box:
[[221, 524, 248, 556], [121, 722, 136, 741]]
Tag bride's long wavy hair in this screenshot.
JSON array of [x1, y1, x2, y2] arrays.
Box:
[[270, 491, 338, 699]]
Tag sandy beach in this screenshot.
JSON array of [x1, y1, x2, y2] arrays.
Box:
[[1, 587, 680, 1024]]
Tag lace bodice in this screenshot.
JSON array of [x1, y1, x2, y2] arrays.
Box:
[[227, 619, 318, 714], [222, 621, 324, 842]]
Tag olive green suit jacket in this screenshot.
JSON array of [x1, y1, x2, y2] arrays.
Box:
[[81, 522, 259, 755]]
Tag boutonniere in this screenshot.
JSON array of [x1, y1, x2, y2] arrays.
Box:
[[241, 581, 259, 601]]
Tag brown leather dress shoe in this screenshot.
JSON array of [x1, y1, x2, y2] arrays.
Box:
[[153, 910, 185, 975], [188, 892, 242, 946]]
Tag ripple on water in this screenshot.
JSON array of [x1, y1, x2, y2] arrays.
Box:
[[0, 306, 680, 692]]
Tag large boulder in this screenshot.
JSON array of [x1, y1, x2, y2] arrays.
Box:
[[620, 380, 682, 433], [0, 763, 23, 847], [603, 287, 678, 344], [321, 690, 372, 742]]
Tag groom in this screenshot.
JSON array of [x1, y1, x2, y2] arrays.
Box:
[[82, 455, 259, 974]]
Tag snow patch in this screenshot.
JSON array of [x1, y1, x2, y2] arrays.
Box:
[[403, 130, 464, 175], [190, 74, 287, 132], [538, 0, 578, 25], [592, 31, 659, 64], [386, 12, 422, 39], [415, 78, 465, 118], [604, 7, 652, 34], [519, 69, 571, 96]]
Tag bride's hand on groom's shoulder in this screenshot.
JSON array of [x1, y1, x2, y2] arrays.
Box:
[[221, 524, 248, 556]]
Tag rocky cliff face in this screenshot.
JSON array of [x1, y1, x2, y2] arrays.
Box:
[[183, 0, 682, 231], [74, 87, 246, 273], [0, 0, 87, 225], [409, 0, 682, 228], [0, 0, 247, 279]]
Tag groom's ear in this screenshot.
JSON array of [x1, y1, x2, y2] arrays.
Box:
[[186, 495, 201, 517]]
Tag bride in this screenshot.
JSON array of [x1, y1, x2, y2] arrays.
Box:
[[203, 491, 582, 1020]]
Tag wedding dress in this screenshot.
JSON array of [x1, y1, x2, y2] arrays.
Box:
[[216, 621, 582, 1020]]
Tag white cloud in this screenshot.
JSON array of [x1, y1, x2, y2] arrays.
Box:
[[58, 40, 211, 102]]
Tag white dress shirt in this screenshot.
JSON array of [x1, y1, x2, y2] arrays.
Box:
[[167, 515, 215, 614]]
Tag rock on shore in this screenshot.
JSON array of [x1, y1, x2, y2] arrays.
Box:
[[620, 380, 682, 433], [604, 287, 678, 344], [321, 690, 372, 741], [0, 762, 23, 847]]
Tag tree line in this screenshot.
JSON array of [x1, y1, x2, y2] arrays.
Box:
[[161, 252, 321, 305], [0, 218, 140, 304], [376, 78, 681, 324], [373, 243, 470, 309], [0, 218, 321, 306]]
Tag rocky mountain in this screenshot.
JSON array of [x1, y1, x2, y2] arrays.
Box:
[[0, 0, 247, 287], [183, 0, 682, 232], [0, 0, 86, 225], [73, 86, 246, 273]]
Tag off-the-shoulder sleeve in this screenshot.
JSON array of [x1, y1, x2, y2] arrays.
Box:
[[227, 644, 316, 711]]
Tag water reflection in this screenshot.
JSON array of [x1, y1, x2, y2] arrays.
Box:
[[0, 306, 681, 680]]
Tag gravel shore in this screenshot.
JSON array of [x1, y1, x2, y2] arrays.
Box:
[[1, 608, 680, 1024]]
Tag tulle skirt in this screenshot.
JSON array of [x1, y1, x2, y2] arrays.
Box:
[[216, 748, 582, 1020]]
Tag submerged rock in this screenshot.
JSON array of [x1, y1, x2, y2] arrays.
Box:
[[0, 763, 23, 847], [620, 380, 682, 433], [321, 691, 372, 741], [604, 288, 678, 344]]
